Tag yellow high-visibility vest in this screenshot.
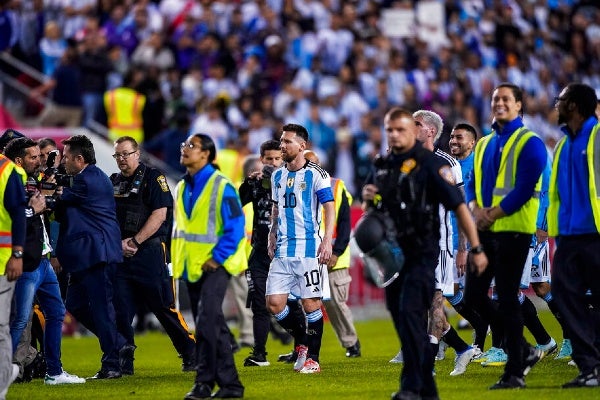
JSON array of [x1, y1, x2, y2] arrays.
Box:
[[473, 128, 541, 234], [217, 148, 244, 187], [0, 156, 26, 274], [548, 123, 600, 236], [171, 170, 247, 282], [320, 177, 353, 270], [104, 88, 146, 143]]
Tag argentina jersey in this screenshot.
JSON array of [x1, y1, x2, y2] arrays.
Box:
[[271, 161, 333, 258], [434, 148, 463, 251]]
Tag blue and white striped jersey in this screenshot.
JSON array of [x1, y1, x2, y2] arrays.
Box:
[[271, 160, 333, 258], [434, 148, 463, 251]]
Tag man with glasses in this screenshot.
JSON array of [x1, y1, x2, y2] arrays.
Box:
[[109, 136, 196, 376], [548, 83, 600, 387], [173, 134, 246, 400]]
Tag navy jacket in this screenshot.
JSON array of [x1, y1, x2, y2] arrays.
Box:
[[55, 164, 123, 272]]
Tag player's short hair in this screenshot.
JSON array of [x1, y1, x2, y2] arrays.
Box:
[[452, 123, 478, 141], [413, 109, 444, 142], [281, 124, 309, 142]]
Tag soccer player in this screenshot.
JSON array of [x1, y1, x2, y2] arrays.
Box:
[[266, 124, 335, 374]]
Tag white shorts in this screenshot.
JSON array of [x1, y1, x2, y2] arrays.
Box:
[[435, 249, 455, 296], [520, 240, 551, 289], [267, 257, 330, 300]]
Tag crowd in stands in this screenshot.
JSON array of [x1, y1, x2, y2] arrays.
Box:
[[1, 0, 599, 197]]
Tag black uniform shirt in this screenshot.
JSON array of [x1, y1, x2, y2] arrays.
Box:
[[112, 163, 173, 239], [367, 142, 464, 251]]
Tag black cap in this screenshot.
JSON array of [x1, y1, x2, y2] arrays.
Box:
[[0, 129, 26, 151]]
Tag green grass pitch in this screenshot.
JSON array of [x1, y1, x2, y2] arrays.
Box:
[[7, 311, 599, 399]]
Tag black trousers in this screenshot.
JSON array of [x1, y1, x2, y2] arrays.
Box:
[[114, 240, 195, 358], [552, 234, 600, 375], [246, 250, 270, 354], [385, 250, 437, 397], [186, 267, 243, 391], [464, 231, 531, 378]]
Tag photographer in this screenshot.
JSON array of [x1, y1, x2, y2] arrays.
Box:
[[3, 137, 85, 385]]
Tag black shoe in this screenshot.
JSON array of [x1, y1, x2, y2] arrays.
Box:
[[88, 370, 122, 379], [182, 352, 197, 372], [243, 352, 270, 367], [345, 340, 361, 358], [522, 346, 543, 376], [277, 351, 297, 363], [119, 345, 136, 375], [184, 383, 213, 400], [211, 387, 244, 398], [562, 367, 600, 388], [489, 374, 525, 390]]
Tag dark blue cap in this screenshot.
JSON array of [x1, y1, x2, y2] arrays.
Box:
[[0, 129, 26, 151]]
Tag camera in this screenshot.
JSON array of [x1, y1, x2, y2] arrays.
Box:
[[25, 177, 57, 210], [261, 164, 275, 189], [42, 150, 73, 189]]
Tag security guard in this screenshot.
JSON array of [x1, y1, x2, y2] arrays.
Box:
[[104, 73, 146, 143], [110, 136, 195, 375], [361, 107, 486, 400], [548, 83, 600, 387], [465, 83, 547, 390], [173, 134, 246, 400], [0, 147, 26, 399]]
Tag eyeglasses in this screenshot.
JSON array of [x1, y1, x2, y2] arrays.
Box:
[[112, 150, 137, 160], [180, 142, 202, 150]]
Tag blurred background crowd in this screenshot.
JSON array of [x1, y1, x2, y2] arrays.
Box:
[[1, 0, 599, 199]]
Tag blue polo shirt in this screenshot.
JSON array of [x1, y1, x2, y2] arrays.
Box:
[[465, 117, 547, 215], [555, 116, 599, 235]]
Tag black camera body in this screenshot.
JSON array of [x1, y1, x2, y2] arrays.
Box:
[[43, 150, 72, 189], [25, 177, 57, 210], [260, 164, 275, 190]]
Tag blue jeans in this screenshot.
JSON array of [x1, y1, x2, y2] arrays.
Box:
[[82, 92, 103, 128], [10, 258, 65, 375]]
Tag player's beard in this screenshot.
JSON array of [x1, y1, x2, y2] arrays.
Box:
[[282, 151, 296, 163]]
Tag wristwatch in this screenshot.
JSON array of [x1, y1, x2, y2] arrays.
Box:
[[470, 245, 485, 255], [12, 250, 24, 259]]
